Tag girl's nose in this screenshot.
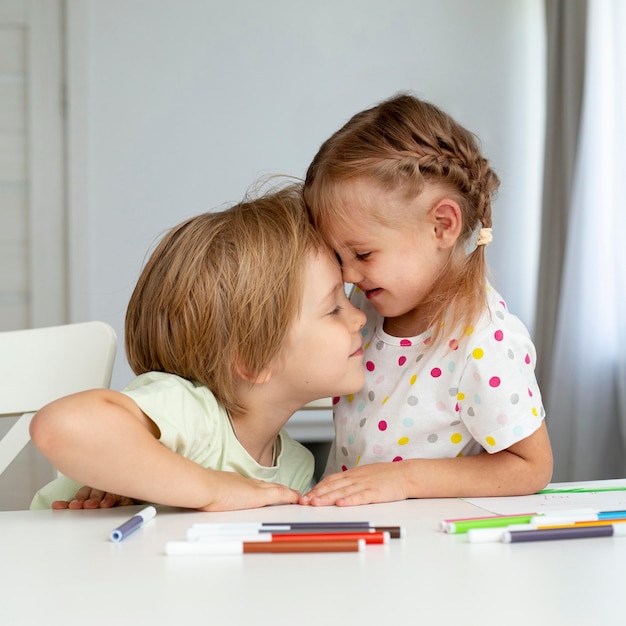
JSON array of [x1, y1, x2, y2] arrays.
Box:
[[341, 263, 363, 285]]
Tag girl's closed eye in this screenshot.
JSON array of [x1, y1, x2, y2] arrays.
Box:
[[328, 305, 344, 316], [355, 252, 371, 261]]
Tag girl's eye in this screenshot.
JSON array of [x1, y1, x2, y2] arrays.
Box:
[[329, 305, 343, 316], [355, 252, 371, 261]]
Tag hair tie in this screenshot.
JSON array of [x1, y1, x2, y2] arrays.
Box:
[[476, 228, 493, 247]]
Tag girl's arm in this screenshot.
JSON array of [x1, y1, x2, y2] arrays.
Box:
[[300, 421, 553, 506], [30, 389, 300, 511]]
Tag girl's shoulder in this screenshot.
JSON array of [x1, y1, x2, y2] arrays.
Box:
[[466, 282, 536, 354], [479, 283, 532, 334]]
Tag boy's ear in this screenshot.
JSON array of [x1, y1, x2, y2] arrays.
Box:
[[430, 198, 462, 248], [234, 360, 273, 385]]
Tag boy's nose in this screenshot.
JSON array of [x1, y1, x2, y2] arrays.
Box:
[[354, 307, 366, 331], [347, 301, 366, 331]]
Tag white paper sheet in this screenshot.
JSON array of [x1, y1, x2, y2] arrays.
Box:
[[461, 479, 626, 516]]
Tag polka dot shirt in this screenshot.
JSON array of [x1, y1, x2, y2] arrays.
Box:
[[324, 282, 546, 475]]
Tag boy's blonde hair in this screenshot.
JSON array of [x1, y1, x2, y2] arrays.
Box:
[[304, 93, 501, 344], [125, 183, 325, 415]]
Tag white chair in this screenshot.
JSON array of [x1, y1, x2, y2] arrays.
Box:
[[0, 321, 116, 480]]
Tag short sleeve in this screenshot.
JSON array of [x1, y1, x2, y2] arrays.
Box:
[[122, 372, 225, 466], [457, 316, 545, 453]]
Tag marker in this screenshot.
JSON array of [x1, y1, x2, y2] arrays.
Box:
[[503, 524, 626, 543], [191, 521, 370, 531], [442, 508, 599, 534], [443, 514, 537, 534], [262, 525, 403, 539], [110, 506, 157, 542], [257, 521, 372, 528], [440, 512, 537, 528], [531, 509, 626, 526], [539, 518, 626, 529], [537, 486, 626, 494], [190, 523, 405, 539], [466, 517, 626, 543], [164, 539, 365, 555], [190, 530, 390, 545]]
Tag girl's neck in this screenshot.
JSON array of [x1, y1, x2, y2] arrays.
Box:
[[382, 305, 433, 338], [383, 317, 421, 338]]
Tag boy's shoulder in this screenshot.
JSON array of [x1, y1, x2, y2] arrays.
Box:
[[123, 372, 220, 406], [122, 372, 225, 436]]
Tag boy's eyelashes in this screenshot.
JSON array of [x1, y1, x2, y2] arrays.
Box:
[[327, 290, 350, 316]]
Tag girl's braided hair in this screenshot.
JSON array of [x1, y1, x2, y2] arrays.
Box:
[[304, 93, 500, 345]]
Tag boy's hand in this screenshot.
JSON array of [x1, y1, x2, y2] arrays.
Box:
[[198, 471, 301, 511], [51, 485, 136, 510]]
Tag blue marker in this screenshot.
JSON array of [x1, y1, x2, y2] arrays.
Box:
[[110, 506, 157, 542], [530, 509, 626, 526]]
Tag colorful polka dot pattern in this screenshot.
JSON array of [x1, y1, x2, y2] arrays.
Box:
[[324, 283, 546, 475]]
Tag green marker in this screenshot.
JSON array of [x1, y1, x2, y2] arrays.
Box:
[[442, 514, 537, 534]]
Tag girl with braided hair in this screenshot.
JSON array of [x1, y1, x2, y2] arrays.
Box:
[[300, 93, 553, 507]]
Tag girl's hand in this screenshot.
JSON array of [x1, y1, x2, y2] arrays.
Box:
[[300, 463, 410, 507], [51, 485, 136, 510], [198, 471, 302, 511]]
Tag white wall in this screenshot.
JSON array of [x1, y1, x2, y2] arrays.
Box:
[[70, 0, 545, 390]]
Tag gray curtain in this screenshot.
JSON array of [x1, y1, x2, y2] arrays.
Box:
[[534, 0, 587, 397], [537, 0, 626, 481]]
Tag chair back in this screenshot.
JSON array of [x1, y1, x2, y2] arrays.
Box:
[[0, 321, 116, 476]]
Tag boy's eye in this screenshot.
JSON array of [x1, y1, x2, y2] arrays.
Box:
[[355, 252, 371, 261]]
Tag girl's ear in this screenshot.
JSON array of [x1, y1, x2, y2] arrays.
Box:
[[431, 198, 462, 248]]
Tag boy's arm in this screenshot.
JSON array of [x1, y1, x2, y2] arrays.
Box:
[[300, 421, 553, 506], [30, 389, 300, 511]]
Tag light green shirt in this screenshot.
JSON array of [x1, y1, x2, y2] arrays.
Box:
[[31, 372, 314, 509]]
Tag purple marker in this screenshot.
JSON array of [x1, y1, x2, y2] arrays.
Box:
[[503, 524, 626, 543], [110, 506, 157, 542]]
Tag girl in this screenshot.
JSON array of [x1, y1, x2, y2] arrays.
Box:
[[300, 93, 553, 507], [30, 183, 366, 511]]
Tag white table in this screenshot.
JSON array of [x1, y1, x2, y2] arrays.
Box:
[[1, 482, 624, 626]]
